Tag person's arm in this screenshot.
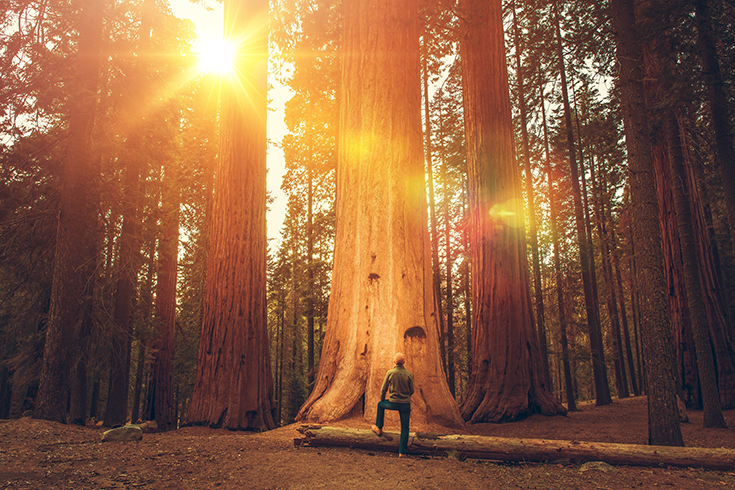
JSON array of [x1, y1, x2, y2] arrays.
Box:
[[408, 374, 414, 396], [380, 372, 390, 401]]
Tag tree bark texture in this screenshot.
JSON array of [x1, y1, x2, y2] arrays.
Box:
[[676, 109, 735, 410], [458, 0, 565, 423], [295, 425, 735, 470], [296, 0, 463, 428], [186, 0, 276, 431], [34, 0, 103, 423], [146, 163, 179, 431], [665, 114, 729, 426], [610, 0, 684, 446]]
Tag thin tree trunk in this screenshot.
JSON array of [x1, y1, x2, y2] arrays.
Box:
[[307, 167, 315, 390], [541, 81, 575, 411], [512, 0, 550, 389], [553, 0, 611, 406], [442, 137, 455, 396], [591, 157, 629, 398], [422, 44, 447, 371], [146, 162, 179, 431]]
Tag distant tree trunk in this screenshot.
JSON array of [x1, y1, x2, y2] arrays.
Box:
[[610, 200, 640, 396], [553, 0, 611, 406], [695, 0, 735, 262], [461, 184, 472, 377], [441, 139, 455, 396], [104, 0, 156, 428], [512, 0, 550, 389], [307, 167, 315, 390], [186, 0, 276, 431], [591, 157, 629, 398], [541, 81, 575, 411], [296, 0, 463, 427], [610, 0, 684, 446], [34, 0, 103, 423], [104, 156, 141, 427], [131, 235, 155, 423], [422, 45, 447, 371], [458, 0, 566, 423], [145, 162, 179, 431], [664, 113, 727, 427]]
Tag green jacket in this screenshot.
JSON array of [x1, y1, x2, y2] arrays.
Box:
[[380, 364, 414, 404]]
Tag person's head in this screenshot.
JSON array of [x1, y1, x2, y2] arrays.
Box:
[[394, 352, 406, 365]]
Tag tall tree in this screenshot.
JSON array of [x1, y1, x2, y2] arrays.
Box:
[[553, 0, 611, 407], [512, 0, 551, 391], [610, 0, 684, 445], [34, 0, 104, 423], [186, 0, 276, 430], [695, 0, 735, 262], [296, 0, 463, 427], [145, 156, 179, 431], [458, 0, 565, 423]]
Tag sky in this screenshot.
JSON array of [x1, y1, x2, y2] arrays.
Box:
[[168, 0, 292, 244]]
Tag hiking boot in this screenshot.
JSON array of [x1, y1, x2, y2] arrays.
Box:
[[371, 425, 383, 436]]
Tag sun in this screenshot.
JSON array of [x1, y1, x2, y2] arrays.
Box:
[[196, 38, 236, 74]]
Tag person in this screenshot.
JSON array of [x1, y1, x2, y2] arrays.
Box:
[[371, 352, 414, 457]]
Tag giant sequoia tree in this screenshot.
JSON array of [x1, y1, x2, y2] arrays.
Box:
[[186, 0, 276, 431], [296, 0, 463, 427], [458, 0, 566, 423]]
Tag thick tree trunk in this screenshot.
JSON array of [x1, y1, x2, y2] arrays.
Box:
[[553, 0, 611, 407], [610, 0, 684, 446], [34, 0, 103, 423], [296, 0, 462, 428], [665, 114, 727, 427], [458, 0, 565, 423], [676, 110, 735, 410], [186, 0, 276, 431], [295, 425, 735, 470]]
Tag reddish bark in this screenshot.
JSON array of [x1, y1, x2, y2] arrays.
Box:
[[458, 0, 565, 423], [186, 0, 276, 431], [296, 0, 462, 428]]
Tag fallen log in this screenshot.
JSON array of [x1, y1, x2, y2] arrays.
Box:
[[294, 425, 735, 470]]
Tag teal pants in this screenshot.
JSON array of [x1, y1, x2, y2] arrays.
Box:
[[375, 401, 411, 454]]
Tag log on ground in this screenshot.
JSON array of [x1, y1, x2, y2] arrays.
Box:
[[294, 425, 735, 470]]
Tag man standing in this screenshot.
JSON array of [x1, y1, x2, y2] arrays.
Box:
[[372, 353, 414, 457]]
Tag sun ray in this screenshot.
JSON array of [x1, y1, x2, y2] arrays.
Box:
[[197, 38, 236, 74]]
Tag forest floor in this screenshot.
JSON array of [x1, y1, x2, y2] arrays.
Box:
[[1, 396, 735, 489]]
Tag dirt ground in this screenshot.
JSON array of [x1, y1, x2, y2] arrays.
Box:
[[1, 396, 734, 489]]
